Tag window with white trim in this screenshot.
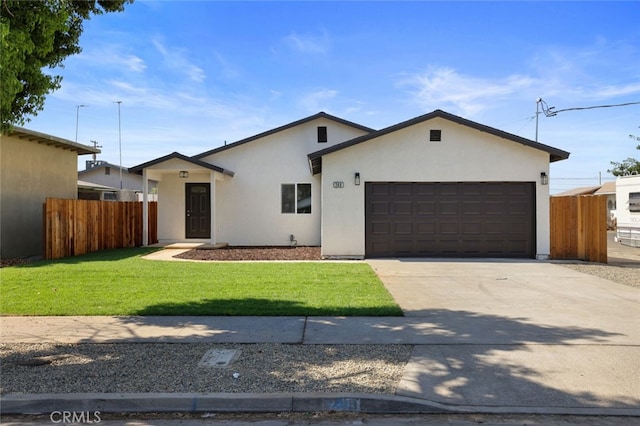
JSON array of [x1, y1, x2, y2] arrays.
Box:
[[281, 183, 311, 214]]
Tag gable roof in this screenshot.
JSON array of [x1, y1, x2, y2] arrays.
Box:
[[554, 181, 617, 197], [553, 186, 601, 197], [4, 127, 100, 155], [129, 152, 235, 176], [594, 181, 616, 195], [193, 111, 375, 159], [77, 180, 118, 191], [78, 161, 128, 175], [308, 109, 571, 174]]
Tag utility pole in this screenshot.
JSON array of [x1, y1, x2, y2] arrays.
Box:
[[90, 140, 103, 164], [114, 101, 123, 191]]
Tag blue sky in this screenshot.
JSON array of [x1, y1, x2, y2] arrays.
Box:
[[26, 1, 640, 194]]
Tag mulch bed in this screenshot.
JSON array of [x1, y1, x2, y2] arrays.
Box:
[[174, 246, 322, 261]]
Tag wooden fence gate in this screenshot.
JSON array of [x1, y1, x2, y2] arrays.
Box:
[[44, 198, 158, 260], [550, 195, 607, 263]]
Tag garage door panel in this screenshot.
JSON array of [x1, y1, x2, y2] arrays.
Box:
[[439, 221, 459, 234], [462, 221, 482, 235], [461, 239, 483, 254], [416, 183, 436, 196], [486, 221, 508, 234], [439, 202, 459, 215], [416, 222, 436, 235], [416, 201, 436, 215], [461, 201, 483, 215], [393, 183, 413, 196], [366, 182, 535, 258], [509, 222, 529, 234], [370, 201, 390, 215], [393, 222, 413, 235], [371, 222, 390, 235], [393, 201, 413, 215], [486, 201, 508, 215], [438, 183, 460, 195], [371, 183, 391, 196]]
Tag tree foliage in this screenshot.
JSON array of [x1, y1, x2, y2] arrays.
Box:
[[608, 127, 640, 176], [1, 0, 133, 133]]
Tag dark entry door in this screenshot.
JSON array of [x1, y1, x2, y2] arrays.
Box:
[[185, 183, 211, 239]]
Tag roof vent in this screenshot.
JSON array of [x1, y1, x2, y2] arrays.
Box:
[[317, 126, 328, 143], [430, 129, 442, 142]]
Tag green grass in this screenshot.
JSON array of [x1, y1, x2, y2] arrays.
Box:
[[0, 248, 403, 316]]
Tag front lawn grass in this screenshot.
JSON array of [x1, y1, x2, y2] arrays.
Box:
[[0, 248, 403, 316]]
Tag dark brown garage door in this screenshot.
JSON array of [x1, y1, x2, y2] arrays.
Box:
[[365, 182, 535, 258]]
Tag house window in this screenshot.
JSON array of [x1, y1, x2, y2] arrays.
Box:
[[430, 129, 442, 142], [281, 183, 312, 214], [105, 167, 111, 175], [317, 126, 328, 143], [630, 192, 640, 212]]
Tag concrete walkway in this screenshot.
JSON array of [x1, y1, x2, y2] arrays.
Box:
[[2, 258, 639, 416]]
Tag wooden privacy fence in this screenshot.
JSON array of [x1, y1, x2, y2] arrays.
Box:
[[550, 195, 607, 263], [44, 198, 158, 260]]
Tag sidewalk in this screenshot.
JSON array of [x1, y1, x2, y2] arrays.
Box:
[[2, 314, 639, 417]]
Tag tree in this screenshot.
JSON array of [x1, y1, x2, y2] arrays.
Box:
[[1, 0, 133, 133], [608, 127, 640, 176]]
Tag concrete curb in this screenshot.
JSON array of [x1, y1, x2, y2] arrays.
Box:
[[2, 393, 639, 417]]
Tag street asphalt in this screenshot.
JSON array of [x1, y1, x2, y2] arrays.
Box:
[[1, 253, 639, 418]]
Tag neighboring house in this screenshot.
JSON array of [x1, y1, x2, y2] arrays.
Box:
[[78, 160, 158, 200], [1, 127, 99, 259], [554, 181, 617, 229], [615, 174, 640, 247], [77, 180, 119, 201], [130, 110, 570, 259]]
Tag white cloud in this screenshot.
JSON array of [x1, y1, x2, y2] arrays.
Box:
[[529, 38, 640, 102], [152, 37, 206, 83], [299, 89, 339, 112], [284, 30, 330, 54], [591, 83, 640, 99], [74, 45, 146, 73], [400, 67, 537, 117]]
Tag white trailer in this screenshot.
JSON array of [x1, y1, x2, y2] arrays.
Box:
[[615, 174, 640, 247]]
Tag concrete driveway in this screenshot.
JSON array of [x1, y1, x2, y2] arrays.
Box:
[[366, 258, 640, 410]]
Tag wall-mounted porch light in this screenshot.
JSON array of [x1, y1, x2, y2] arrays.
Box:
[[540, 172, 548, 185], [354, 172, 361, 186], [179, 171, 189, 178]]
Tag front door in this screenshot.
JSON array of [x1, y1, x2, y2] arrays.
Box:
[[185, 183, 211, 239]]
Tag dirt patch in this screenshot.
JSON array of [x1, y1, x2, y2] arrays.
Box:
[[0, 258, 35, 268], [175, 246, 322, 261]]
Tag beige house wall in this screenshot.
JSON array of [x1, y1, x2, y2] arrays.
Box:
[[1, 135, 78, 258]]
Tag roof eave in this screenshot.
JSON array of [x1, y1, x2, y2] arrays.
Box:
[[308, 109, 570, 173], [7, 127, 100, 155], [194, 111, 375, 159], [129, 152, 234, 177]]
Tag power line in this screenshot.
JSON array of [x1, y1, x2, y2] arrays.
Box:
[[539, 99, 640, 118]]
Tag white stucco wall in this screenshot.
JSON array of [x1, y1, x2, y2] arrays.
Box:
[[143, 158, 228, 243], [198, 117, 370, 246], [320, 117, 551, 258]]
